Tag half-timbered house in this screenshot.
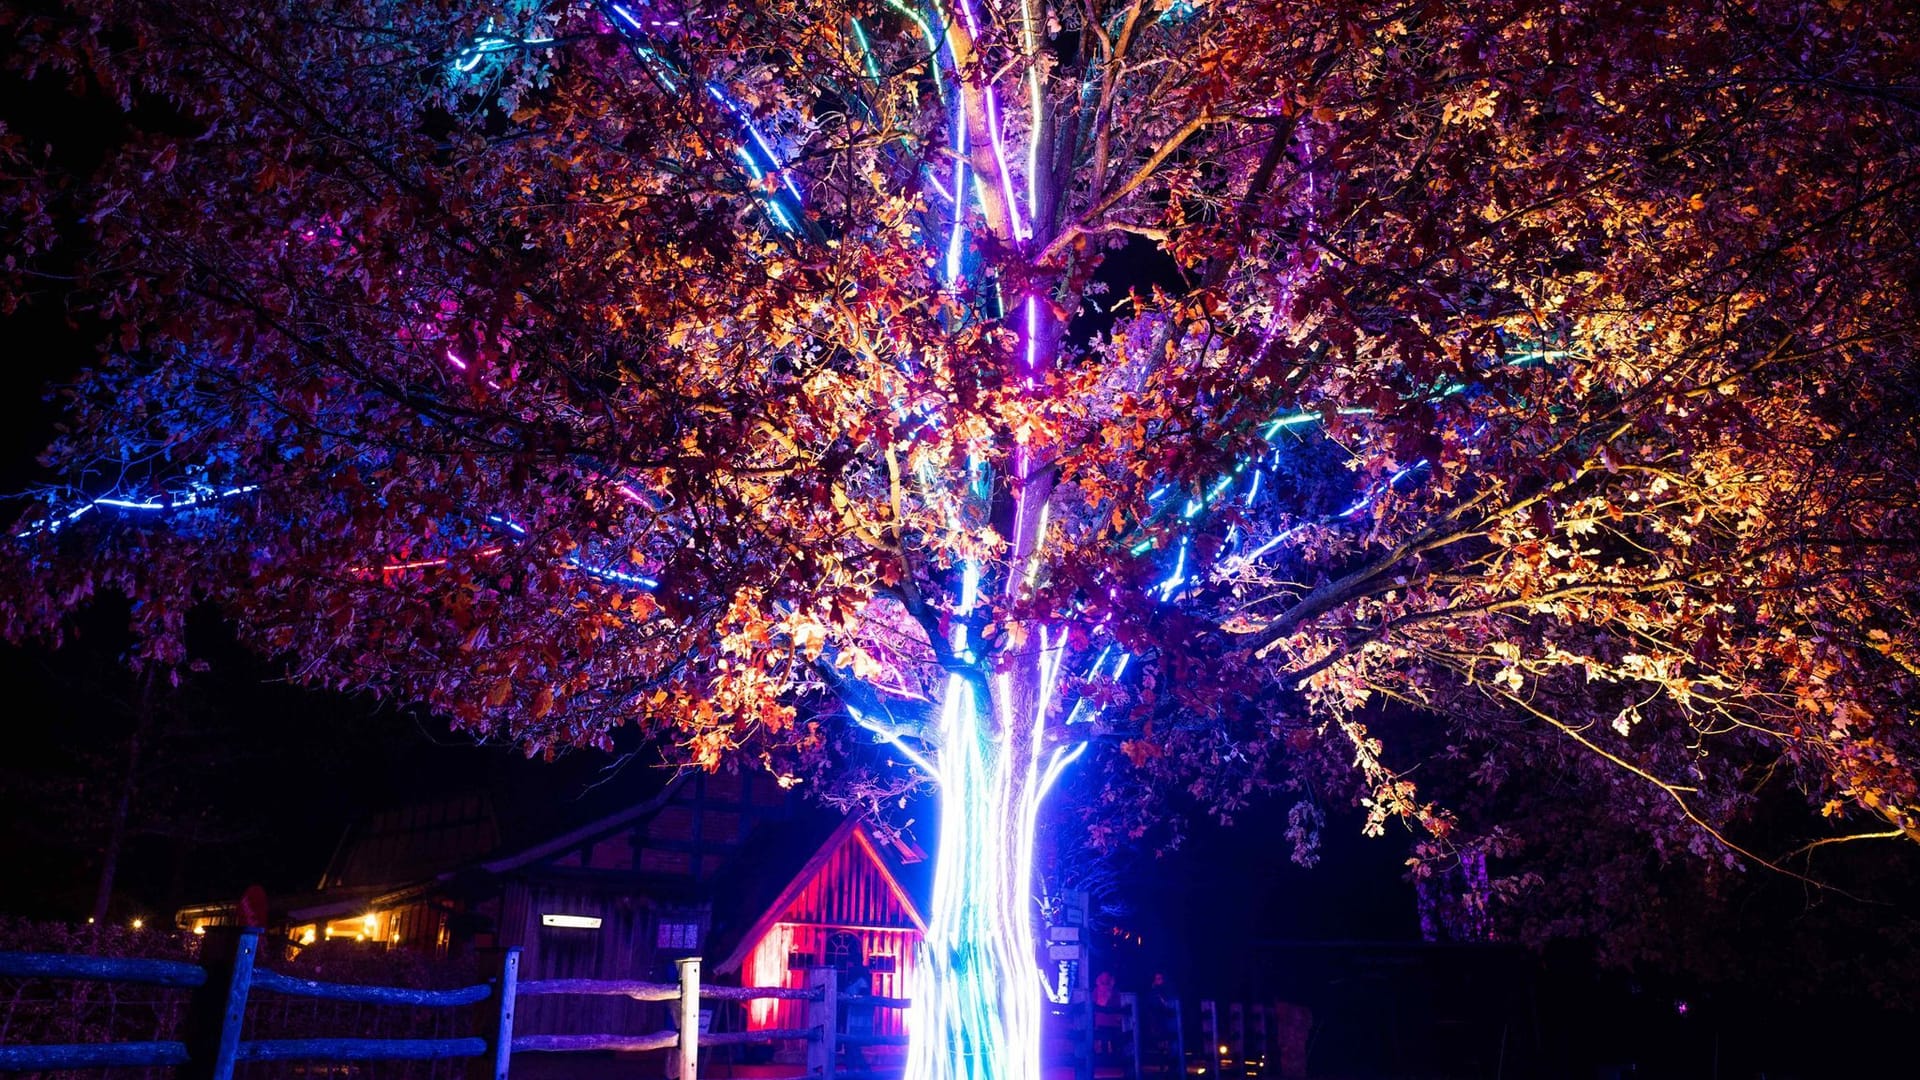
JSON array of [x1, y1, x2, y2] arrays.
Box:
[[173, 771, 929, 1045]]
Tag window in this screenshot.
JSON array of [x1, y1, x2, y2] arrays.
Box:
[[657, 920, 701, 950], [823, 930, 863, 970], [867, 954, 896, 973], [321, 912, 388, 945], [788, 950, 817, 971], [541, 913, 603, 929]]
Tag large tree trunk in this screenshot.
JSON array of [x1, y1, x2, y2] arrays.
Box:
[[911, 110, 1065, 1074], [909, 667, 1056, 1080]]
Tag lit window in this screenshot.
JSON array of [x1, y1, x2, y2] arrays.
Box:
[[541, 914, 604, 929], [325, 914, 388, 942], [657, 920, 700, 950]]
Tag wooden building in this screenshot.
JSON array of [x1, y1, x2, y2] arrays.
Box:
[[716, 816, 927, 1042], [174, 792, 500, 951], [174, 771, 929, 1042], [467, 769, 797, 1036]]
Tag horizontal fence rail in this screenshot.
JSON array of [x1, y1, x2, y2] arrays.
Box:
[[0, 1041, 192, 1070], [514, 978, 683, 1002], [0, 930, 909, 1080], [839, 994, 912, 1010], [248, 967, 493, 1007], [236, 1037, 489, 1062], [509, 1032, 681, 1054], [0, 952, 209, 988], [515, 978, 823, 1002]]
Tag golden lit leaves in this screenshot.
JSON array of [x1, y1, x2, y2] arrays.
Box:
[[1119, 738, 1162, 769], [5, 0, 1918, 885]]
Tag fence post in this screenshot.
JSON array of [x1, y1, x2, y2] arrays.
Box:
[[672, 956, 701, 1080], [806, 966, 838, 1080], [1076, 984, 1093, 1080], [1229, 1002, 1245, 1077], [1172, 998, 1187, 1080], [470, 946, 520, 1080], [181, 926, 260, 1080], [1200, 1000, 1220, 1080], [1254, 1004, 1270, 1076], [1124, 993, 1142, 1080]]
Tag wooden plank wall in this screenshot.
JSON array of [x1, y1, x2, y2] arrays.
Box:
[[503, 882, 663, 1037], [487, 772, 803, 1037], [745, 924, 918, 1035], [743, 827, 919, 1039], [384, 900, 445, 953], [778, 833, 917, 929]]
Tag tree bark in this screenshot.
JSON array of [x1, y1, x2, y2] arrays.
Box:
[[908, 666, 1055, 1080]]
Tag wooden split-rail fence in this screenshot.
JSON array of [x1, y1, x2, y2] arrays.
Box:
[[0, 928, 909, 1080], [1076, 995, 1310, 1080]]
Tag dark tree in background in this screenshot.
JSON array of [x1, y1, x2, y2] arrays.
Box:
[[0, 603, 475, 924], [3, 1, 1919, 1073]]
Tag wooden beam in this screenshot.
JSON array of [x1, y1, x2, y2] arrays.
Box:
[[805, 966, 838, 1080], [0, 953, 208, 988], [0, 1042, 189, 1069], [252, 968, 491, 1006], [181, 926, 259, 1080], [675, 957, 702, 1080], [469, 947, 518, 1080]]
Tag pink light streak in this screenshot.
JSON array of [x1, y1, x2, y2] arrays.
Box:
[[444, 348, 502, 390], [353, 545, 506, 575], [981, 91, 1029, 242], [949, 0, 1027, 243]]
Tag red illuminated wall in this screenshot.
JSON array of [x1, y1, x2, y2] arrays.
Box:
[[741, 826, 921, 1037]]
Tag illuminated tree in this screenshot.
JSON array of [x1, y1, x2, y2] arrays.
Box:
[[5, 1, 1919, 1077]]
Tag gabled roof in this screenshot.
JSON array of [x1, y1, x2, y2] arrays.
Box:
[[174, 765, 936, 953], [321, 793, 499, 889], [711, 816, 928, 975], [474, 775, 688, 875]]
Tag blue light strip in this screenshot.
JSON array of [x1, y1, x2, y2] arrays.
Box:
[[37, 484, 261, 536], [594, 1, 805, 234]]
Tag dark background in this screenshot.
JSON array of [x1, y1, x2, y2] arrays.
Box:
[[5, 57, 1920, 1080]]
